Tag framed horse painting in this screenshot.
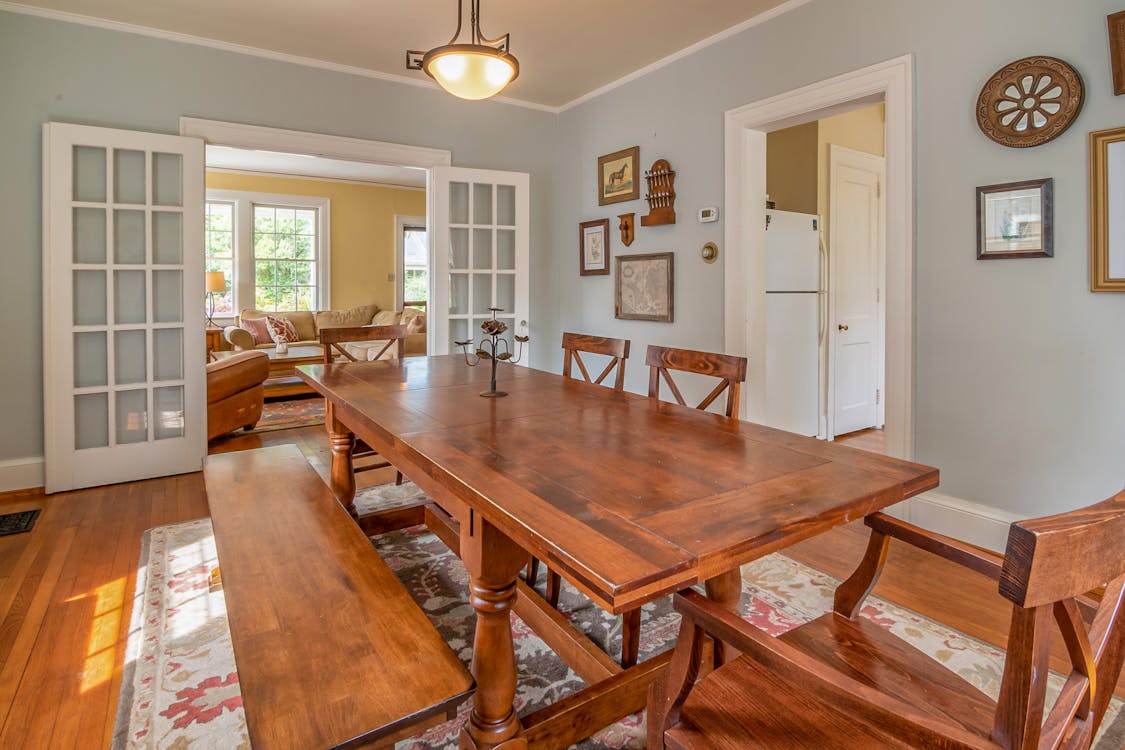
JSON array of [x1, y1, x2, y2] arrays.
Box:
[[597, 146, 640, 206]]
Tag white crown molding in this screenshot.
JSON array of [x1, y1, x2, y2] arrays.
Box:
[[1, 0, 811, 114], [0, 1, 557, 112], [0, 457, 45, 494], [557, 0, 814, 112]]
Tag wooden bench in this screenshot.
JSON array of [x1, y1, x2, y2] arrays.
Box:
[[204, 444, 474, 749]]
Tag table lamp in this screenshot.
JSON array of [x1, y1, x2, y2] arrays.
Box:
[[205, 271, 227, 327]]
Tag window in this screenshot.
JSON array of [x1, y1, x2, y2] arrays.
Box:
[[253, 205, 319, 311], [204, 201, 234, 314], [403, 225, 428, 306], [204, 189, 330, 316]]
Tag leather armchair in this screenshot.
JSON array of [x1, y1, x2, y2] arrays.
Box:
[[207, 351, 269, 440]]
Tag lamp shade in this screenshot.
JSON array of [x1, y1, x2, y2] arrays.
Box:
[[205, 271, 227, 294], [422, 44, 518, 100]]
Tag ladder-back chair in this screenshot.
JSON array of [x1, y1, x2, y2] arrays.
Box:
[[645, 344, 748, 418], [648, 488, 1125, 749]]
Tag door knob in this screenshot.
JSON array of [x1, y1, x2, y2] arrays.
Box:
[[838, 323, 849, 331]]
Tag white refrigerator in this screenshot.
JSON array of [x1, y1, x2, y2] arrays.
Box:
[[764, 209, 823, 437]]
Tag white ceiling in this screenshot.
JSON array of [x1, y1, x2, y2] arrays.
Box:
[[205, 146, 427, 188], [10, 0, 796, 108]]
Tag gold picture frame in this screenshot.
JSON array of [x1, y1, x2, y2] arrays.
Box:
[[597, 146, 640, 206], [1090, 126, 1125, 291]]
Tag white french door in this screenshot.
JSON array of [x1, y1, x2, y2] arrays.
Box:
[[430, 167, 530, 360], [43, 123, 206, 493]]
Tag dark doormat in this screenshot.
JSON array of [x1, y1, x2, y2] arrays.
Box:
[[0, 509, 41, 536]]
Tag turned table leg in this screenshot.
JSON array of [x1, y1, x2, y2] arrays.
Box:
[[459, 516, 529, 750], [326, 402, 358, 520], [704, 568, 742, 668]]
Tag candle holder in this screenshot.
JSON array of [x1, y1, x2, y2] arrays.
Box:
[[454, 308, 529, 397]]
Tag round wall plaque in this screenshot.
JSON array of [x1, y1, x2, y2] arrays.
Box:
[[976, 56, 1084, 148]]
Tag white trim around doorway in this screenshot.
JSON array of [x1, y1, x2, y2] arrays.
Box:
[[723, 54, 913, 459]]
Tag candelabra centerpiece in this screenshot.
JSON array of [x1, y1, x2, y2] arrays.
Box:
[[454, 308, 529, 397]]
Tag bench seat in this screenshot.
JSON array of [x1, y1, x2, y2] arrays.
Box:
[[204, 444, 473, 749]]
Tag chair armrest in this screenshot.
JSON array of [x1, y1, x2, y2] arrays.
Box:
[[866, 512, 1004, 581], [670, 590, 994, 750], [224, 325, 255, 351]]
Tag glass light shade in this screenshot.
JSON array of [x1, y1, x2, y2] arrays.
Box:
[[205, 270, 226, 293], [423, 45, 518, 100]]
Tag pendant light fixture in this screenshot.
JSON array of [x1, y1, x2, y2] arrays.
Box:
[[407, 0, 519, 101]]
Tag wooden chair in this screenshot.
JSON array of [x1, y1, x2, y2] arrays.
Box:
[[532, 333, 632, 620], [645, 344, 748, 417], [319, 324, 409, 490], [647, 490, 1125, 749]]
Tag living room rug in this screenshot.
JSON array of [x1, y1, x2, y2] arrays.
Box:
[[247, 395, 324, 433], [112, 483, 1125, 749]]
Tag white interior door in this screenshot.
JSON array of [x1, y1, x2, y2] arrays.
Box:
[[43, 123, 205, 493], [828, 145, 885, 438], [430, 167, 530, 360]]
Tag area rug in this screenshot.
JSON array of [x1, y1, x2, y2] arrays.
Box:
[[112, 482, 1125, 749], [247, 395, 324, 433]]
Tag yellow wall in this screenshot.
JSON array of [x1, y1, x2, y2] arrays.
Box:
[[765, 122, 818, 214], [816, 103, 885, 220], [205, 172, 426, 311]]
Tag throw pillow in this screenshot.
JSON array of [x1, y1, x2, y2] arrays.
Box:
[[265, 315, 299, 344], [399, 308, 426, 333], [371, 310, 399, 326], [242, 316, 273, 346]]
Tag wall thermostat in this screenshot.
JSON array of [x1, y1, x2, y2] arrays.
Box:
[[698, 207, 719, 223]]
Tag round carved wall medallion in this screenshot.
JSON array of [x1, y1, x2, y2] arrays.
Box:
[[976, 56, 1084, 148]]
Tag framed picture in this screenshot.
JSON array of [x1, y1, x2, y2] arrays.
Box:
[[579, 219, 610, 276], [1090, 127, 1125, 291], [976, 178, 1053, 259], [615, 252, 674, 322], [1110, 11, 1125, 95], [597, 146, 640, 206]]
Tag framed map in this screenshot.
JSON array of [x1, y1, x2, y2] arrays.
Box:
[[615, 252, 674, 322]]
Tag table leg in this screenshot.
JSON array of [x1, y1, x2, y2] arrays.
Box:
[[459, 515, 529, 750], [326, 402, 358, 520], [704, 569, 742, 668]]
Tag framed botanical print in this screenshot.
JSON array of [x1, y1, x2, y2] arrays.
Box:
[[597, 146, 640, 206], [579, 219, 610, 276], [976, 178, 1053, 259], [615, 252, 674, 322]]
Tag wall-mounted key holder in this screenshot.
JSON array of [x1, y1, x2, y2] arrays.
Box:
[[641, 159, 676, 226], [617, 212, 635, 246]]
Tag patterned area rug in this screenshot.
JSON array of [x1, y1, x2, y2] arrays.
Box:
[[247, 395, 323, 433], [113, 482, 1125, 749]]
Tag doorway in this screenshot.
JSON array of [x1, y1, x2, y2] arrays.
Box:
[[722, 55, 913, 459]]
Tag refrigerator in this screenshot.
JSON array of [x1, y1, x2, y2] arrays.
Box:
[[764, 209, 823, 437]]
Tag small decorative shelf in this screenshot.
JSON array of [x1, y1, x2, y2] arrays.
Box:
[[641, 159, 676, 226]]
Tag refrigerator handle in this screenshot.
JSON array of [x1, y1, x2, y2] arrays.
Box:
[[817, 239, 828, 342]]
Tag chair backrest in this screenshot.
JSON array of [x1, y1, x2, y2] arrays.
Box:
[[645, 345, 748, 418], [561, 332, 631, 391], [993, 488, 1125, 748], [319, 324, 408, 364]]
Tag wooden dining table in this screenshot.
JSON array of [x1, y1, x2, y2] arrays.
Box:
[[297, 354, 939, 750]]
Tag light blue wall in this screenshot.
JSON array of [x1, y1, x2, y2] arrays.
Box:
[[0, 11, 559, 462], [553, 0, 1125, 517]]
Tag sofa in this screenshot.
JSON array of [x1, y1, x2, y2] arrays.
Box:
[[223, 303, 427, 361], [207, 350, 270, 440]]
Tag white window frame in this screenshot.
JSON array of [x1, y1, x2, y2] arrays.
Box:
[[394, 214, 427, 311], [206, 188, 331, 316]]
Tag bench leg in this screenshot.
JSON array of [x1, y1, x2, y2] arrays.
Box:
[[460, 517, 529, 750], [326, 402, 358, 520]]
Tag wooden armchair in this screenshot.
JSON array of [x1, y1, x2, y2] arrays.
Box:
[[319, 325, 408, 511], [645, 344, 748, 417], [529, 332, 633, 608], [647, 490, 1125, 749]]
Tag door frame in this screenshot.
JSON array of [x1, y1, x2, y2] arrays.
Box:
[[826, 144, 886, 440], [180, 118, 451, 353], [722, 54, 913, 459]]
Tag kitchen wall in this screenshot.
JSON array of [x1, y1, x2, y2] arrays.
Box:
[[766, 121, 817, 214], [554, 0, 1125, 518], [0, 9, 558, 476], [205, 172, 426, 313]]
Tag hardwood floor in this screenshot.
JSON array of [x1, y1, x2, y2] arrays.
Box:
[[0, 422, 1116, 747]]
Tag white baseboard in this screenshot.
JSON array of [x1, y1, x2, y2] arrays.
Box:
[[885, 491, 1020, 553], [0, 457, 45, 493]]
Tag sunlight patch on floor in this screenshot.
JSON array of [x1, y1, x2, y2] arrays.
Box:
[[79, 577, 125, 693]]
